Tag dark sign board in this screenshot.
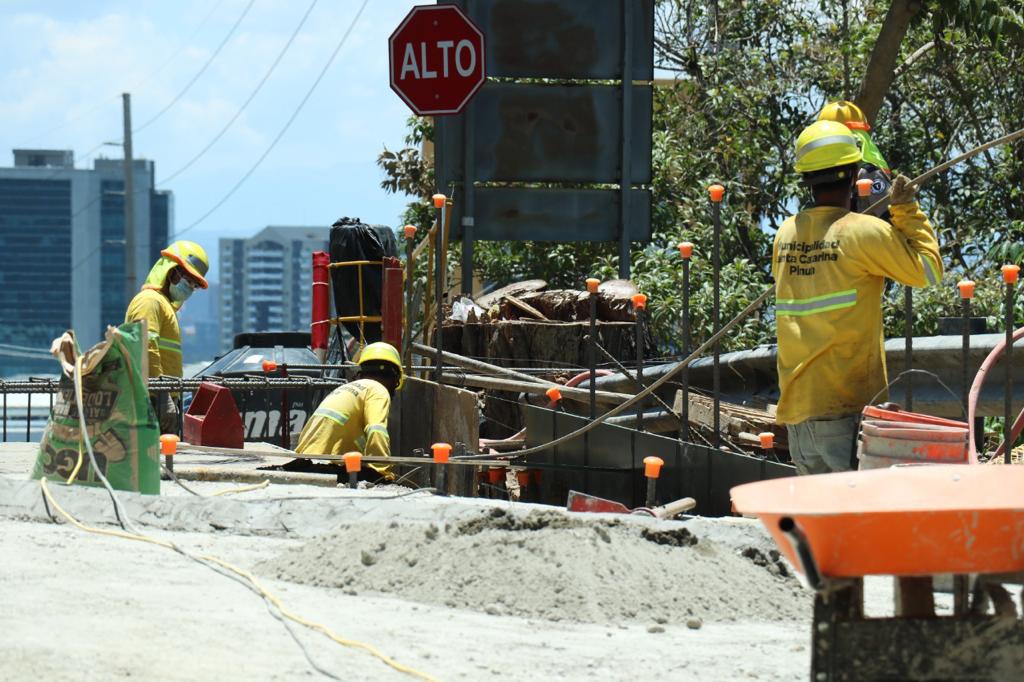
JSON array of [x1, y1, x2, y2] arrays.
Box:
[[447, 0, 653, 80], [439, 83, 652, 185], [474, 187, 651, 242], [434, 0, 655, 283]]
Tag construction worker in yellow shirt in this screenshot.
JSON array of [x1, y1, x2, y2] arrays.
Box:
[[817, 100, 893, 217], [124, 240, 209, 433], [773, 120, 942, 475], [293, 342, 404, 482]]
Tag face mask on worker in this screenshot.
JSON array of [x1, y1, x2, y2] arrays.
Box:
[[168, 272, 196, 303]]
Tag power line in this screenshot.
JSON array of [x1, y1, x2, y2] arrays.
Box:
[[159, 0, 319, 185], [125, 0, 228, 94], [24, 0, 234, 182], [65, 0, 368, 276], [132, 0, 256, 136], [22, 0, 227, 146], [175, 0, 370, 237]]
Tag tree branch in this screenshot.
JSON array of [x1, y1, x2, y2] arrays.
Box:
[[892, 40, 935, 78], [855, 0, 924, 125]]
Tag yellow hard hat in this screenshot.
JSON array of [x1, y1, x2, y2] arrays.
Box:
[[357, 342, 404, 390], [817, 100, 870, 131], [794, 120, 863, 174], [161, 240, 209, 289]]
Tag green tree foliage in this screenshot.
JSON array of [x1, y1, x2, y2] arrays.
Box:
[[377, 0, 1024, 354]]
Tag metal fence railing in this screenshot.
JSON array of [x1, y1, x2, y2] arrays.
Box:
[[0, 376, 348, 446]]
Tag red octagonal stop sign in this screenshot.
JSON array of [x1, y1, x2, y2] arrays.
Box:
[[389, 5, 485, 116]]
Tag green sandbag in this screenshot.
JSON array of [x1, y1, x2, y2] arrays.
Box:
[[32, 320, 160, 494]]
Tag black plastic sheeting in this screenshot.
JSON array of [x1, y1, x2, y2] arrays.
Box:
[[524, 404, 794, 516], [329, 217, 399, 344]]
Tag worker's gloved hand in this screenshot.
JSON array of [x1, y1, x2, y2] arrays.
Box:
[[889, 174, 919, 205]]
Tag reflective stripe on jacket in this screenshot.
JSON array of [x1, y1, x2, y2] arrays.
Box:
[[124, 287, 182, 379], [772, 201, 942, 424], [295, 379, 393, 478]]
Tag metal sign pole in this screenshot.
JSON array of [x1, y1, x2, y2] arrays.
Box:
[[462, 101, 476, 295], [617, 0, 634, 279]]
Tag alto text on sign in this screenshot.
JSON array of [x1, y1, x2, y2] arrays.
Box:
[[389, 5, 486, 116]]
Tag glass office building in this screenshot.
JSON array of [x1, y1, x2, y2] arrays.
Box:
[[0, 149, 171, 374], [218, 226, 328, 351]]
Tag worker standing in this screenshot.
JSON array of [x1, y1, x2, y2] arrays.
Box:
[[817, 100, 893, 217], [773, 120, 942, 474], [294, 342, 404, 482], [124, 240, 210, 434]]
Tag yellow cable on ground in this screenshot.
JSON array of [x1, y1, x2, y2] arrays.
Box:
[[65, 445, 84, 485], [209, 479, 271, 497], [40, 477, 436, 681]]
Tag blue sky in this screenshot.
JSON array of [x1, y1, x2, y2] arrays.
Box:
[[0, 0, 422, 282]]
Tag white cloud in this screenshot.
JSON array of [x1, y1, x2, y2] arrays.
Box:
[[0, 0, 423, 280]]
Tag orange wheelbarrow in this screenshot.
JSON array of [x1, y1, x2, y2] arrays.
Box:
[[732, 465, 1024, 681]]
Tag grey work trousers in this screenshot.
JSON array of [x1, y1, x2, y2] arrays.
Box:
[[786, 414, 859, 475]]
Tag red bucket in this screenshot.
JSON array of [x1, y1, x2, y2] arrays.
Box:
[[858, 406, 969, 469]]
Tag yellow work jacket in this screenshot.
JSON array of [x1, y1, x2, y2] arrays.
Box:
[[124, 287, 183, 379], [295, 379, 393, 478], [772, 201, 942, 424]]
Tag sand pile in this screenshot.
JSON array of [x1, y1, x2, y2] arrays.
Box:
[[260, 507, 806, 625]]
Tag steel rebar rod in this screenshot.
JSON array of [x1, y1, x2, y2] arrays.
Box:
[[865, 126, 1024, 215], [414, 343, 556, 388], [1005, 276, 1015, 465], [587, 335, 681, 425], [905, 287, 914, 409], [439, 372, 632, 404], [711, 191, 722, 448], [501, 286, 772, 459]]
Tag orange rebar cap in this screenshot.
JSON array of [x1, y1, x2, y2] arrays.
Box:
[[957, 279, 976, 299], [677, 242, 693, 259], [856, 178, 873, 198], [708, 183, 725, 203], [643, 456, 664, 479], [758, 432, 775, 450], [403, 225, 417, 239], [545, 386, 562, 403], [159, 433, 179, 456], [431, 193, 447, 208], [585, 277, 601, 294], [431, 442, 452, 463], [342, 451, 362, 473], [632, 293, 647, 310], [1002, 264, 1020, 284], [262, 359, 278, 373]]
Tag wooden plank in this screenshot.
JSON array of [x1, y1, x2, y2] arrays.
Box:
[[504, 294, 549, 321], [675, 392, 788, 450], [475, 279, 547, 308]]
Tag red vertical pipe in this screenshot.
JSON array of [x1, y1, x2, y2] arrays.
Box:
[[311, 251, 330, 355], [381, 256, 404, 349]]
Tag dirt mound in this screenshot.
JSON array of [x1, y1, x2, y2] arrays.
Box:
[[260, 508, 806, 625]]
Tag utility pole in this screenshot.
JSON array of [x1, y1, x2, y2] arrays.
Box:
[[122, 93, 136, 304]]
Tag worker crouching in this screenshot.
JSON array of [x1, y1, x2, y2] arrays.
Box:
[[773, 120, 942, 474], [294, 342, 404, 484]]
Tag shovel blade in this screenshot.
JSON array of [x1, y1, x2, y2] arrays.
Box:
[[566, 490, 632, 515]]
